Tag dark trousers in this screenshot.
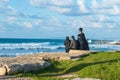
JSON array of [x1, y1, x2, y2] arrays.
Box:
[[65, 48, 69, 53]]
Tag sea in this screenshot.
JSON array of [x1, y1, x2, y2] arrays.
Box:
[[0, 38, 120, 57]]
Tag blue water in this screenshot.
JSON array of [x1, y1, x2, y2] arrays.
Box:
[[0, 38, 120, 57]]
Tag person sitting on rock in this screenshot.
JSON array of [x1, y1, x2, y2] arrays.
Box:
[[64, 36, 71, 53], [69, 36, 77, 50]]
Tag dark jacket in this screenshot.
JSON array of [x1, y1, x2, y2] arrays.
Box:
[[78, 33, 89, 50], [78, 33, 86, 44], [64, 39, 71, 49]]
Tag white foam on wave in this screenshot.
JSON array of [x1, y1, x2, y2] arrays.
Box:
[[89, 44, 120, 50], [0, 42, 64, 56], [0, 43, 64, 50]]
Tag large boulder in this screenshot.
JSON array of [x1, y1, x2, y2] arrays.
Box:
[[4, 64, 23, 75], [1, 61, 51, 75], [69, 50, 90, 59], [23, 61, 51, 73], [0, 57, 51, 75], [0, 51, 90, 75], [69, 50, 90, 54]]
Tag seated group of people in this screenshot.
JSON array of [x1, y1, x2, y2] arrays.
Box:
[[64, 28, 89, 53]]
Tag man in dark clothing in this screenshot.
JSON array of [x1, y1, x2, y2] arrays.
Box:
[[77, 34, 81, 50], [78, 34, 86, 50], [64, 36, 71, 53], [85, 39, 89, 50], [78, 28, 89, 50]]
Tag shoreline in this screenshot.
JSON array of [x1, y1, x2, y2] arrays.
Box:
[[0, 50, 120, 58]]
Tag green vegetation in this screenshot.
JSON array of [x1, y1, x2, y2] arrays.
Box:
[[15, 52, 120, 80]]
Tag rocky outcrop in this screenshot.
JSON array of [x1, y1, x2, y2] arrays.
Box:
[[0, 57, 51, 75], [108, 42, 120, 45], [23, 61, 50, 73], [69, 50, 90, 58], [37, 50, 90, 61], [0, 50, 90, 75]]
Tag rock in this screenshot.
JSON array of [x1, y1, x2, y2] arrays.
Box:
[[0, 56, 51, 75], [69, 50, 90, 54], [0, 51, 91, 75], [90, 50, 99, 54], [69, 50, 90, 59], [4, 64, 23, 75], [23, 61, 51, 73], [4, 61, 51, 74], [0, 66, 6, 76], [108, 42, 120, 45], [58, 57, 71, 61]]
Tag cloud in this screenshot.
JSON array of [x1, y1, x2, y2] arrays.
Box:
[[110, 5, 120, 15], [2, 0, 120, 30], [1, 0, 9, 2], [0, 0, 9, 5], [0, 25, 5, 32], [29, 0, 48, 8], [29, 0, 92, 16], [40, 16, 64, 27], [22, 22, 33, 29], [92, 0, 120, 9], [77, 0, 89, 13], [34, 19, 42, 25], [51, 0, 73, 7], [29, 0, 73, 7], [91, 0, 120, 15], [7, 6, 17, 16], [7, 16, 17, 24], [29, 0, 74, 15], [48, 6, 71, 14], [0, 4, 17, 17]]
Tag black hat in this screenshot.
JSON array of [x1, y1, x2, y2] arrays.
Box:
[[79, 28, 83, 31], [71, 36, 74, 38], [78, 34, 81, 37]]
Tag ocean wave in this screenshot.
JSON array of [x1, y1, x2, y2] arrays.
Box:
[[0, 43, 64, 50], [89, 44, 120, 50], [0, 43, 120, 50]]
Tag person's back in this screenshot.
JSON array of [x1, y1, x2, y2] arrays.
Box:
[[85, 39, 89, 50], [69, 36, 77, 50], [64, 37, 71, 52], [78, 28, 89, 50]]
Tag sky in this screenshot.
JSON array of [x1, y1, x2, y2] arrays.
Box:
[[0, 0, 120, 40]]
